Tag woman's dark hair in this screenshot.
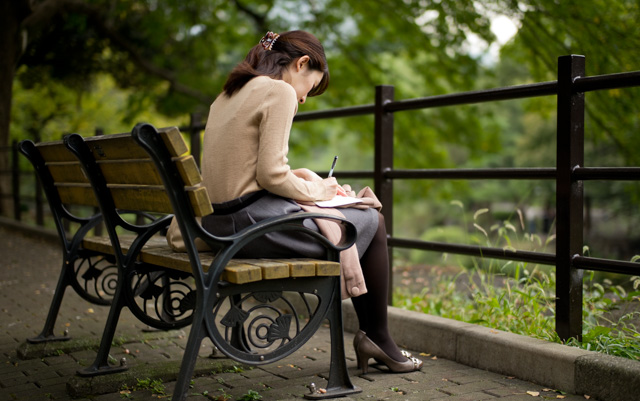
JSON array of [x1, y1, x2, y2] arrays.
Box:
[[223, 30, 329, 97]]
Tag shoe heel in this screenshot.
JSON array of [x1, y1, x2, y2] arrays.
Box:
[[353, 330, 366, 370], [357, 353, 369, 374]]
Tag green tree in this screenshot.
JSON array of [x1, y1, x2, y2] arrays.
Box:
[[2, 0, 496, 216]]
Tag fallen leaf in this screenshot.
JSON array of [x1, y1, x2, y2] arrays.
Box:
[[527, 391, 540, 397], [419, 352, 430, 356], [543, 389, 554, 392], [584, 396, 591, 400], [431, 356, 438, 360], [87, 308, 94, 314], [557, 396, 566, 399]]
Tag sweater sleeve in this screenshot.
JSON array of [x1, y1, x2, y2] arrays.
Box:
[[255, 82, 330, 201]]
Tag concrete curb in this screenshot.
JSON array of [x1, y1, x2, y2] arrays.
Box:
[[342, 302, 640, 401], [0, 216, 59, 245]]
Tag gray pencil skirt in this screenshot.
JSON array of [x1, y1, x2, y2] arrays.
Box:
[[202, 191, 378, 259]]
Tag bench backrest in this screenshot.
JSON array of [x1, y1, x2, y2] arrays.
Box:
[[22, 139, 95, 208], [65, 127, 213, 218]]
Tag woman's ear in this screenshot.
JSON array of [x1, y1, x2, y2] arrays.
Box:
[[296, 55, 310, 71]]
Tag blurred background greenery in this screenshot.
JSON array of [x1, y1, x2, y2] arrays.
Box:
[[3, 0, 639, 266]]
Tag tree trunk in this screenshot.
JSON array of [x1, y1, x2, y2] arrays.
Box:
[[0, 0, 29, 217]]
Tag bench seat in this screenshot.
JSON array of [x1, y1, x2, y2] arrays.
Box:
[[82, 236, 340, 284]]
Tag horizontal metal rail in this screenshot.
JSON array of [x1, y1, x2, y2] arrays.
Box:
[[389, 237, 557, 266], [572, 255, 640, 275], [385, 81, 558, 112], [573, 167, 640, 181], [386, 168, 557, 180], [573, 71, 640, 93], [294, 104, 375, 122]]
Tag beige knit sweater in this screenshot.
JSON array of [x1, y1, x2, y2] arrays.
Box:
[[201, 76, 330, 203], [172, 76, 370, 298]]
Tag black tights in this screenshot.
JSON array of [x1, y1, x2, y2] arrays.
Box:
[[350, 212, 405, 362]]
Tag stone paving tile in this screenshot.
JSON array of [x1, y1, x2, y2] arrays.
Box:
[[439, 380, 506, 396], [432, 391, 499, 401]]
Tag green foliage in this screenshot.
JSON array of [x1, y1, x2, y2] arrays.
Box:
[[134, 377, 167, 395], [394, 205, 640, 360], [237, 390, 262, 401], [120, 377, 167, 397], [11, 70, 184, 142]]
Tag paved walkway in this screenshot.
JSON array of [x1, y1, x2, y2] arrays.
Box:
[[1, 224, 591, 401]]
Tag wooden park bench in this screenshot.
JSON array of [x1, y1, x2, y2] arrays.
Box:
[[19, 139, 122, 343], [22, 123, 361, 400]]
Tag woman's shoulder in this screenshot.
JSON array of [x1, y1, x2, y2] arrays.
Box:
[[248, 76, 296, 98]]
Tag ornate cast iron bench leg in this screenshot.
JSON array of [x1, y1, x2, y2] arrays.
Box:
[[26, 260, 74, 343], [76, 282, 129, 376], [304, 276, 361, 400]]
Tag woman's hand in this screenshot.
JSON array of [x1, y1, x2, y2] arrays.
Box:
[[322, 177, 347, 199], [341, 183, 357, 197], [292, 168, 322, 182]]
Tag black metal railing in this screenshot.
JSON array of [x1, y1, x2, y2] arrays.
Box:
[[9, 55, 640, 341]]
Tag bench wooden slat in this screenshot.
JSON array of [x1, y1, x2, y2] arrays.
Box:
[[298, 258, 342, 276], [36, 141, 76, 162], [233, 259, 291, 280], [56, 184, 99, 207], [85, 133, 151, 160], [109, 186, 174, 214], [274, 259, 318, 277], [188, 187, 214, 217], [140, 245, 215, 273], [221, 263, 262, 284], [175, 156, 203, 187], [47, 162, 89, 183], [159, 127, 189, 157], [97, 160, 164, 186]]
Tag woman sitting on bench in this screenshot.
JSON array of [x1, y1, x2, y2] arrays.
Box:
[[172, 30, 422, 374]]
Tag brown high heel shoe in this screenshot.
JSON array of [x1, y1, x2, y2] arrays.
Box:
[[355, 334, 423, 374], [354, 330, 415, 369]]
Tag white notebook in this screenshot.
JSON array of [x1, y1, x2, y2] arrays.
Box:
[[315, 196, 363, 208]]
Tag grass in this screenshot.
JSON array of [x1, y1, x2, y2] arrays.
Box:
[[393, 202, 640, 360]]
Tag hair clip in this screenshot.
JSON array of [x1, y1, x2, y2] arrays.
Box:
[[259, 31, 280, 51]]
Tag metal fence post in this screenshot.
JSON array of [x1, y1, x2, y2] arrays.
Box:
[[555, 55, 585, 341], [33, 132, 44, 226], [93, 128, 104, 235], [374, 85, 395, 304], [12, 140, 20, 221], [189, 112, 204, 167]]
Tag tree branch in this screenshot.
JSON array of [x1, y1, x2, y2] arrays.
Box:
[[21, 0, 212, 104], [232, 0, 268, 33]]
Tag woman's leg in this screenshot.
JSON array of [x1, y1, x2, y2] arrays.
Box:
[[350, 212, 406, 362]]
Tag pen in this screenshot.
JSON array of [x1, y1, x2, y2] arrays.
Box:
[[328, 156, 338, 177]]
